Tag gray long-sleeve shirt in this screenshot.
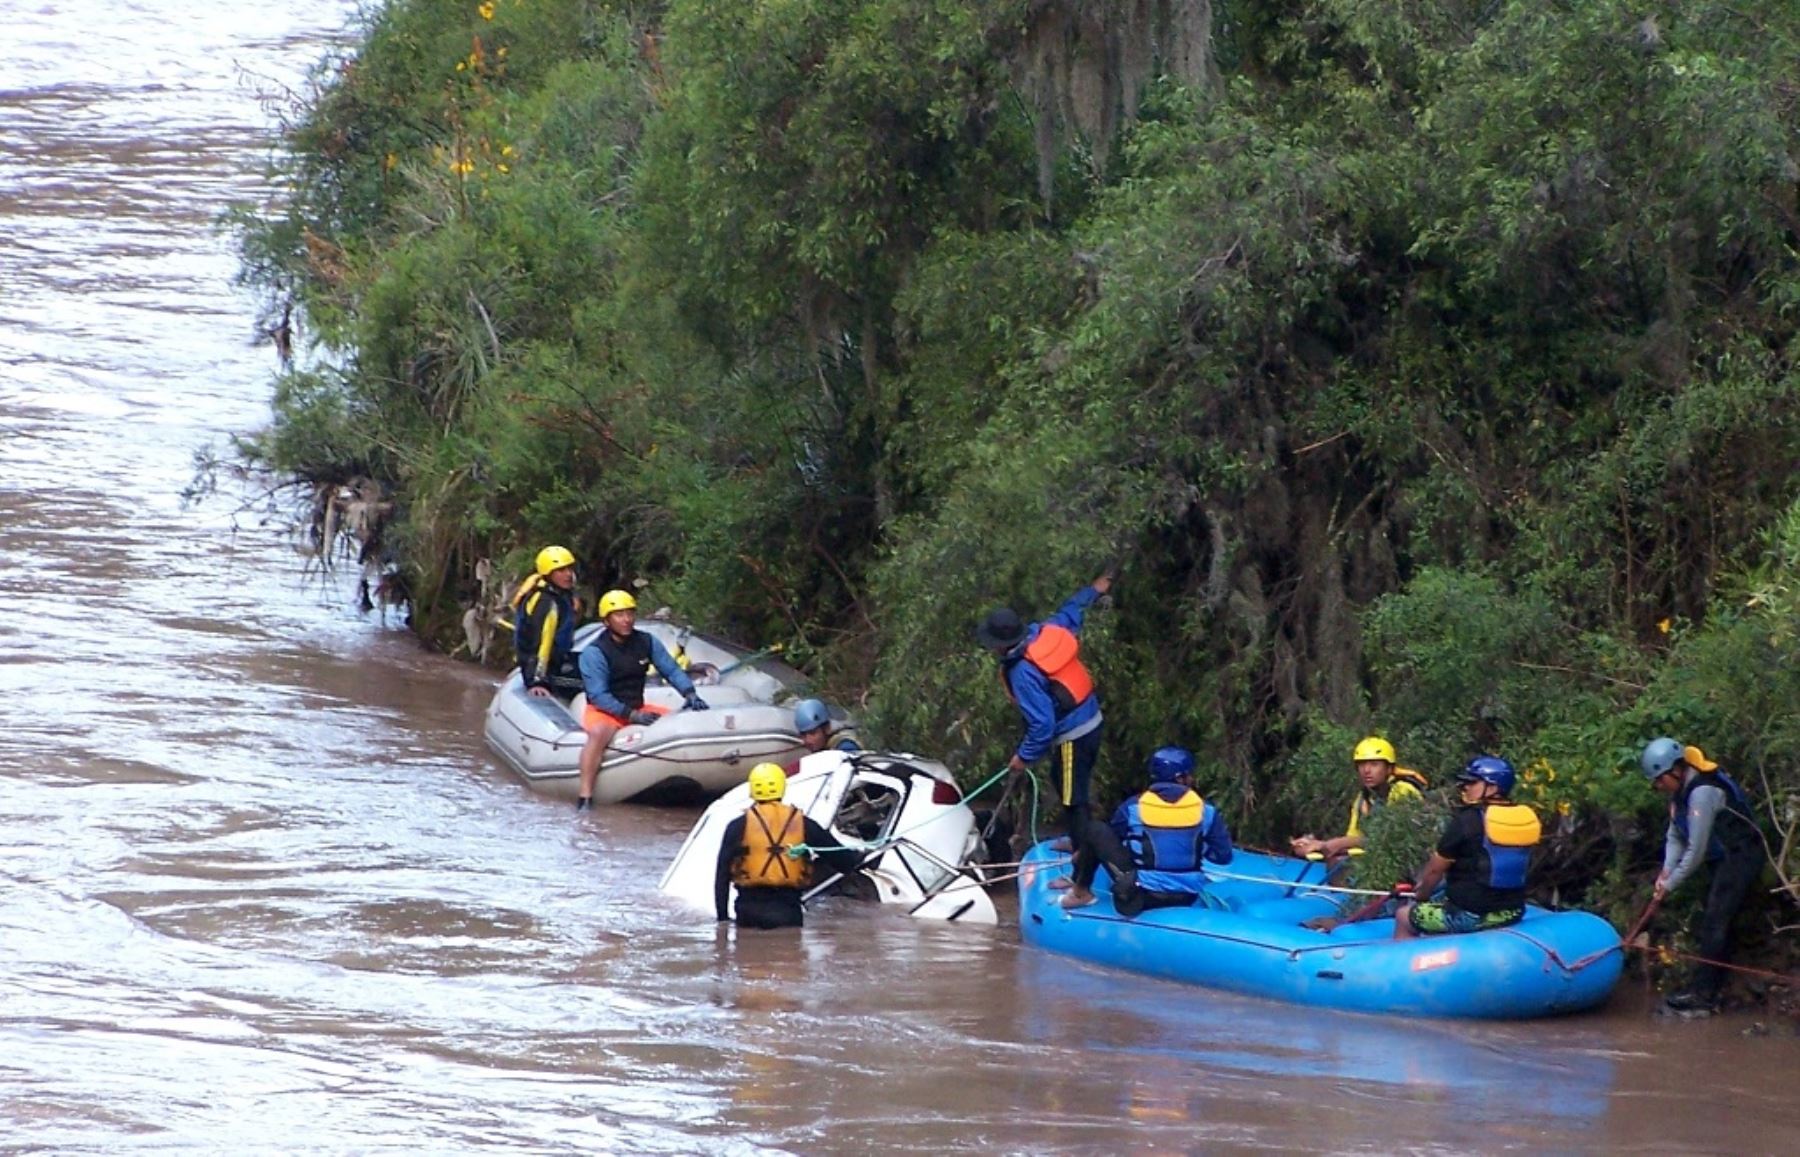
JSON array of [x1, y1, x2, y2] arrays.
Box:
[[1661, 775, 1729, 894]]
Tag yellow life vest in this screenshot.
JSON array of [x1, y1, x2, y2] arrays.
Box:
[[731, 802, 813, 889], [1483, 803, 1542, 848], [1480, 802, 1540, 890], [1345, 767, 1428, 837], [1137, 788, 1204, 828]]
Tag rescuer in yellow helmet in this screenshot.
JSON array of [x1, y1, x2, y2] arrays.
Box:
[[510, 545, 584, 700], [714, 763, 864, 928], [572, 589, 710, 809], [1289, 736, 1428, 862]]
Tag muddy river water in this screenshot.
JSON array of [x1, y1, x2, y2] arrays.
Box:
[[1, 2, 1796, 1152]]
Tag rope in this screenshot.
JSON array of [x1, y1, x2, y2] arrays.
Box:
[[975, 856, 1071, 887], [1203, 867, 1391, 898], [1623, 942, 1800, 986]]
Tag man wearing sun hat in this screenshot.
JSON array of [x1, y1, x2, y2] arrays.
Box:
[[1640, 737, 1766, 1013], [976, 570, 1113, 857]]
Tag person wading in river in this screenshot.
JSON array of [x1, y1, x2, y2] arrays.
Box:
[[1641, 738, 1767, 1014], [511, 545, 584, 701], [793, 698, 859, 756], [715, 763, 863, 929], [573, 589, 708, 810], [977, 571, 1112, 867]]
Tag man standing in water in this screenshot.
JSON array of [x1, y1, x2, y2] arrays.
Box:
[[573, 589, 708, 810], [793, 698, 860, 756], [1641, 738, 1766, 1013], [715, 763, 863, 929], [977, 570, 1112, 860]]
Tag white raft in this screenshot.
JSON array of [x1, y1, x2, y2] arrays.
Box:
[[484, 617, 844, 805], [658, 750, 999, 924]]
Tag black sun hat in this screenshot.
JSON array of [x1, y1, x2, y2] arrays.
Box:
[[975, 606, 1025, 649]]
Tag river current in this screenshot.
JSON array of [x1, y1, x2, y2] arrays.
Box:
[[1, 2, 1796, 1152]]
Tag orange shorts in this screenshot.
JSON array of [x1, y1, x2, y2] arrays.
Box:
[[582, 701, 670, 731]]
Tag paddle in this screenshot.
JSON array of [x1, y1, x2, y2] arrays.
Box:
[[1622, 896, 1660, 946]]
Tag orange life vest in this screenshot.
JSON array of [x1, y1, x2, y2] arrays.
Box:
[[731, 802, 813, 889], [1000, 624, 1094, 714]]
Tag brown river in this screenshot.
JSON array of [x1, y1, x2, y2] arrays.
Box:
[[1, 2, 1796, 1152]]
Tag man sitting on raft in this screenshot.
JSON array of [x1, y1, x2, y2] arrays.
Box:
[[573, 589, 709, 810], [1062, 747, 1234, 917], [1394, 756, 1540, 939], [1290, 735, 1427, 865]]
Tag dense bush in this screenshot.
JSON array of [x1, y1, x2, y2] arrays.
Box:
[[240, 1, 1799, 939]]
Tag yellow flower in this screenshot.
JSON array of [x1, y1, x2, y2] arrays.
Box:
[[1556, 801, 1572, 817], [497, 163, 510, 173], [478, 1, 495, 20], [1657, 617, 1672, 635]]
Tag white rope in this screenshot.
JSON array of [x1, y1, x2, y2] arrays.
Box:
[[1202, 867, 1391, 897]]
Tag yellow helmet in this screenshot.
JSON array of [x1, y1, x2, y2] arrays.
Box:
[[747, 762, 787, 802], [597, 589, 637, 617], [1352, 736, 1397, 764], [535, 545, 576, 576]]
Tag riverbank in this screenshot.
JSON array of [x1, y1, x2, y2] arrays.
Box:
[[237, 0, 1799, 980]]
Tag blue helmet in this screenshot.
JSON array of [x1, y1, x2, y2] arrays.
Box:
[[1640, 737, 1683, 781], [793, 698, 831, 733], [1147, 746, 1195, 783], [1457, 755, 1516, 797]]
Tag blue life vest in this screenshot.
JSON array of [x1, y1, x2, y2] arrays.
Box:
[[1123, 788, 1216, 895], [1480, 803, 1541, 891], [1672, 770, 1757, 860]]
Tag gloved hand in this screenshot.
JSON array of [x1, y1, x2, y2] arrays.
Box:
[[685, 695, 709, 711], [627, 709, 659, 726]]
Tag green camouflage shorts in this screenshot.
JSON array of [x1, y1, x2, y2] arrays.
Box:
[[1407, 900, 1523, 935]]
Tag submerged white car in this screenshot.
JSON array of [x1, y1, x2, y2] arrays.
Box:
[[657, 749, 1000, 924]]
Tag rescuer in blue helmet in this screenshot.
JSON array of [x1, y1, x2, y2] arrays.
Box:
[[1394, 756, 1541, 940], [1060, 746, 1234, 918], [793, 698, 860, 756]]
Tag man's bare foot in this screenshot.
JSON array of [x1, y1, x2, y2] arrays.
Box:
[[1302, 916, 1341, 933], [1060, 887, 1097, 909], [1048, 876, 1075, 891]]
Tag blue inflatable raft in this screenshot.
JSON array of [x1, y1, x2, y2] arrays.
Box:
[[1018, 843, 1623, 1019]]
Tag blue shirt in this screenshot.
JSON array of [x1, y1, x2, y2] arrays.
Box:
[[577, 633, 697, 717], [1002, 585, 1104, 763]]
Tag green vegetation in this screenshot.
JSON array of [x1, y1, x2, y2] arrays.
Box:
[[240, 1, 1799, 960]]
